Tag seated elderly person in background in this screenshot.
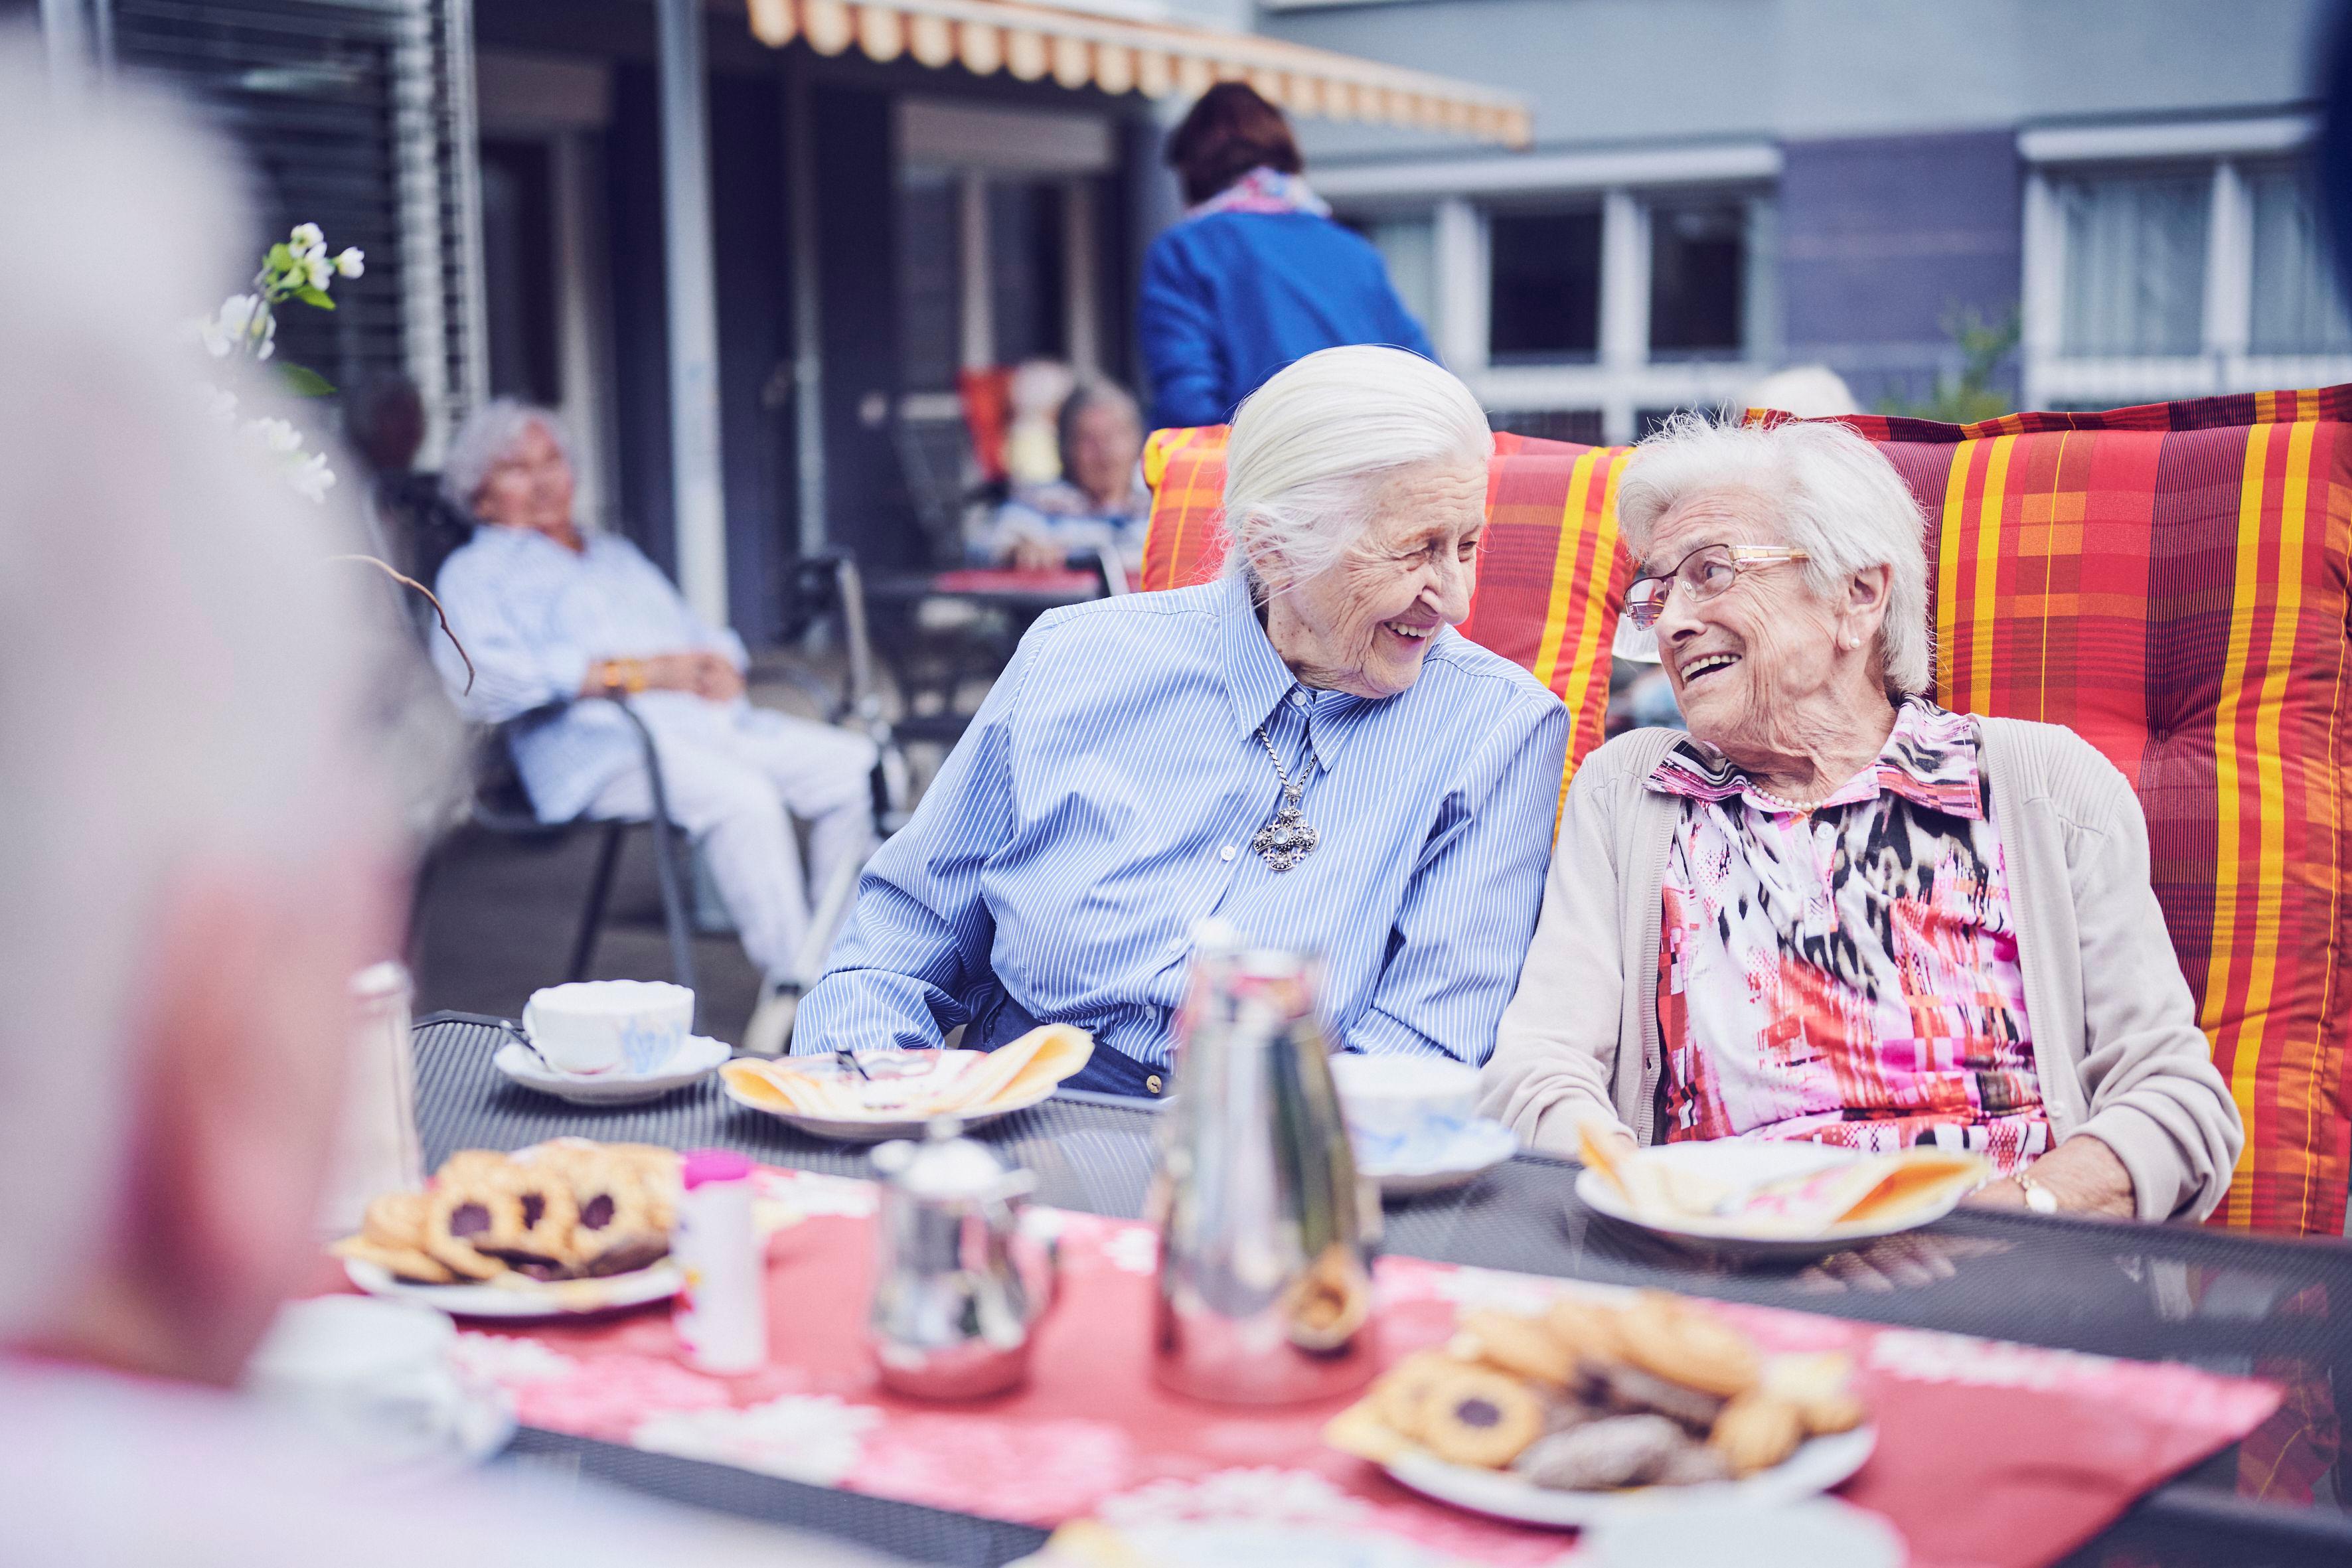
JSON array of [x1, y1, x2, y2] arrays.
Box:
[[1479, 416, 2242, 1222], [973, 379, 1152, 578], [430, 402, 877, 1008], [798, 346, 1569, 1095]]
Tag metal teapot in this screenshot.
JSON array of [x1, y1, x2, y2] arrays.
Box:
[[1148, 935, 1379, 1404], [868, 1117, 1059, 1400]]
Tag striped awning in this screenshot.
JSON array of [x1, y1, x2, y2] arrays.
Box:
[[744, 0, 1532, 148]]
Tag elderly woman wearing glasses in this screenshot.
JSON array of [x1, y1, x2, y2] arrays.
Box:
[[794, 347, 1568, 1096], [1478, 416, 2241, 1221]]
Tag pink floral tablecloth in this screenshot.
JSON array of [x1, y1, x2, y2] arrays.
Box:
[[411, 1168, 2281, 1567]]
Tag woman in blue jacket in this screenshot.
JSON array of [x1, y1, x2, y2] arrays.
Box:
[[1140, 84, 1438, 431]]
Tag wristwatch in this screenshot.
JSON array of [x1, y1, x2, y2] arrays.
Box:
[[2013, 1172, 2060, 1214]]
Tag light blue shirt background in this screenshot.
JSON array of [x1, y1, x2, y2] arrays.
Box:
[[431, 526, 749, 823], [795, 572, 1569, 1068]]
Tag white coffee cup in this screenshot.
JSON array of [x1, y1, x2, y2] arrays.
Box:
[[522, 979, 694, 1075], [244, 1296, 468, 1463], [1328, 1053, 1478, 1165]]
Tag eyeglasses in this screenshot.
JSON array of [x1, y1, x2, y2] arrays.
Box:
[[1624, 544, 1810, 630]]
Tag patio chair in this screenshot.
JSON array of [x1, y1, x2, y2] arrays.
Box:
[[1141, 389, 2352, 1238], [408, 694, 700, 1020]]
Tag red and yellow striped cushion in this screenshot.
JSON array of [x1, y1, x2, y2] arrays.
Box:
[[1145, 390, 2352, 1234], [1812, 388, 2352, 1235], [1140, 426, 1634, 793]]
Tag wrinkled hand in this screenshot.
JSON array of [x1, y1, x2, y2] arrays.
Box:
[[688, 650, 745, 702], [638, 650, 742, 702], [1959, 1134, 2137, 1219]]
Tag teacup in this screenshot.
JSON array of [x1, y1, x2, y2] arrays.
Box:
[[1328, 1053, 1478, 1167], [243, 1296, 469, 1463], [522, 980, 694, 1075]]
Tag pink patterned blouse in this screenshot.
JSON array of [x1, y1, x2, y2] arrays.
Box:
[[1650, 699, 2050, 1174]]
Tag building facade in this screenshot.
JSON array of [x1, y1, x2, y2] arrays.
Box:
[[34, 0, 2346, 638], [1264, 0, 2352, 439]]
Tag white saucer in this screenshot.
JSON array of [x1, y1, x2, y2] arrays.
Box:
[[1360, 1118, 1520, 1195], [494, 1034, 730, 1105], [1575, 1140, 1970, 1261]]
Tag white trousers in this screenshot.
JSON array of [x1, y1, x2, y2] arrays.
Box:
[[585, 707, 878, 984]]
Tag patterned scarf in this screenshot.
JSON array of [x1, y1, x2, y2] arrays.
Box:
[[1187, 166, 1332, 220]]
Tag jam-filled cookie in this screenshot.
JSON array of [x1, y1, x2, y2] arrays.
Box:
[[1417, 1365, 1544, 1468], [1370, 1350, 1458, 1440], [564, 1169, 670, 1275], [426, 1163, 576, 1280]]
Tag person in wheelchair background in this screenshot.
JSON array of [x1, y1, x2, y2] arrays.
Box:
[[427, 400, 878, 1042]]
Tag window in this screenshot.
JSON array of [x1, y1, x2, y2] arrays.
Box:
[[2054, 171, 2209, 357], [2248, 165, 2352, 355], [1486, 408, 1603, 445], [1358, 216, 1437, 337], [480, 139, 560, 404], [1488, 208, 1601, 362], [1648, 199, 1747, 358]]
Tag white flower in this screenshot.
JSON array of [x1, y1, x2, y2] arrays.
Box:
[[246, 416, 303, 454], [288, 451, 336, 503], [302, 253, 331, 291], [197, 384, 238, 425], [334, 247, 364, 279], [289, 222, 324, 256], [199, 293, 261, 358]]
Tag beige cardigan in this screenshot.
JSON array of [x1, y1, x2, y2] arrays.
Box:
[[1476, 719, 2244, 1222]]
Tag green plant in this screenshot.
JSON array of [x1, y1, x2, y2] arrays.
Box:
[[1877, 308, 2020, 426], [196, 221, 363, 499]]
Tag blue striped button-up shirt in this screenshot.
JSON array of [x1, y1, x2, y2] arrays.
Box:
[[430, 526, 749, 823], [795, 572, 1569, 1067]]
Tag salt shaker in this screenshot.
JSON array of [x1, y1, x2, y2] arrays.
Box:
[[674, 1148, 766, 1374]]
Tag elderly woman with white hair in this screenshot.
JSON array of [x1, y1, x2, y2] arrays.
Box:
[[1480, 416, 2242, 1221], [429, 400, 878, 1007], [796, 346, 1569, 1095]]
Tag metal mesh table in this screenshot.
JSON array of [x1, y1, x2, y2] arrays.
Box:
[[416, 1014, 2352, 1565]]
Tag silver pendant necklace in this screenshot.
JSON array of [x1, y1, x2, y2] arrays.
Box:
[[1249, 722, 1319, 872]]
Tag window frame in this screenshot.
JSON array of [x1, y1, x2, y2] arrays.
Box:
[[2020, 115, 2352, 408], [1322, 141, 1780, 445]]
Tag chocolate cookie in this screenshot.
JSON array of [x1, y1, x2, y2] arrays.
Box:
[[1599, 1360, 1729, 1432], [1512, 1414, 1686, 1491]]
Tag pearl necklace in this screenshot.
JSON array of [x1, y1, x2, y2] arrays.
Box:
[[1746, 782, 1828, 814]]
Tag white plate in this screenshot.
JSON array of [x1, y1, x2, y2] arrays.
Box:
[[1362, 1119, 1520, 1196], [722, 1048, 1058, 1143], [495, 1034, 730, 1105], [344, 1256, 684, 1320], [1383, 1425, 1877, 1529], [1575, 1140, 1968, 1261]]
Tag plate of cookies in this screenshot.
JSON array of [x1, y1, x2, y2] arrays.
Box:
[[333, 1140, 684, 1318], [1325, 1291, 1873, 1528]]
